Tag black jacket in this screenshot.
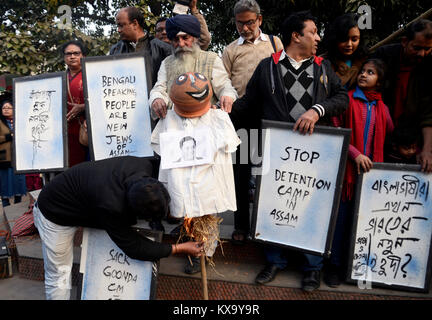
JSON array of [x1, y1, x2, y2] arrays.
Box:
[[230, 53, 349, 129], [37, 156, 172, 261], [371, 44, 432, 128], [109, 34, 173, 87]]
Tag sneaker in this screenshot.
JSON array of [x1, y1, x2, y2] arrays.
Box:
[[255, 264, 280, 285], [302, 270, 321, 292], [184, 256, 201, 274]]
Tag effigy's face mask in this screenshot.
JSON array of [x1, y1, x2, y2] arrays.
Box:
[[170, 72, 213, 118]]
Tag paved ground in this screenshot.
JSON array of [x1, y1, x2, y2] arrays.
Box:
[[1, 263, 429, 301], [1, 196, 432, 301]]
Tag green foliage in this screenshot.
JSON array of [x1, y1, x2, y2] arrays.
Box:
[[198, 0, 432, 52], [0, 0, 160, 76], [1, 0, 431, 76]]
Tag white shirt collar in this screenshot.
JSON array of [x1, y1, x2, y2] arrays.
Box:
[[279, 50, 287, 60], [237, 29, 268, 45], [282, 53, 314, 70]]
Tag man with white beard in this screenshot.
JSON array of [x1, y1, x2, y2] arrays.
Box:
[[149, 14, 238, 120]]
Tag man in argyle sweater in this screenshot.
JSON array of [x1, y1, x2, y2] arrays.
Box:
[[230, 11, 348, 292]]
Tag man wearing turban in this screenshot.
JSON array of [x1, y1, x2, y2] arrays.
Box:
[[155, 0, 211, 51], [149, 14, 238, 120]]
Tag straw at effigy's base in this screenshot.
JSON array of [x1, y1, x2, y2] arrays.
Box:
[[181, 214, 223, 269]]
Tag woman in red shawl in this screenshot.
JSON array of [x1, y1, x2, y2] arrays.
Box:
[[327, 58, 394, 287], [62, 40, 88, 167]]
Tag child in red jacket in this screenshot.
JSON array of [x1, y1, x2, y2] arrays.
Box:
[[328, 58, 394, 287]]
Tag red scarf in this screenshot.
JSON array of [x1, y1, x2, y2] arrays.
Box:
[[343, 89, 388, 200]]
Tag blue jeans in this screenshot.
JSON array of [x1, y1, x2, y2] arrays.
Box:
[[328, 199, 353, 268], [265, 246, 323, 271], [264, 200, 353, 271]]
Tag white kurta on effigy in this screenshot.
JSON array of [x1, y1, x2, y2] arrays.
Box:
[[151, 108, 240, 219]]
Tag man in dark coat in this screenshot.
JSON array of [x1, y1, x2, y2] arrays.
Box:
[[109, 7, 173, 86], [231, 12, 348, 133], [372, 19, 432, 172], [34, 156, 203, 300], [230, 11, 348, 292]]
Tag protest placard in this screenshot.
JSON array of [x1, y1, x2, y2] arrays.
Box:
[[252, 120, 350, 256], [348, 163, 432, 292], [82, 53, 154, 161], [13, 72, 68, 173], [80, 228, 161, 300]]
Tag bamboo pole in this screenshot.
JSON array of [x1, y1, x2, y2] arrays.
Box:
[[200, 255, 208, 300], [369, 7, 432, 52]]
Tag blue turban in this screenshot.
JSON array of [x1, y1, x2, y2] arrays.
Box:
[[166, 14, 201, 40]]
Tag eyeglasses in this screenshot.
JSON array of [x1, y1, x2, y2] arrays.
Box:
[[235, 17, 259, 28], [64, 51, 82, 57], [2, 107, 12, 110]]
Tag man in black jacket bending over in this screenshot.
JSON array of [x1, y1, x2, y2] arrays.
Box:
[[230, 11, 348, 292], [34, 156, 203, 300]]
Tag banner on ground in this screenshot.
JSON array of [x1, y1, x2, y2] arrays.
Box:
[[79, 227, 161, 300]]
